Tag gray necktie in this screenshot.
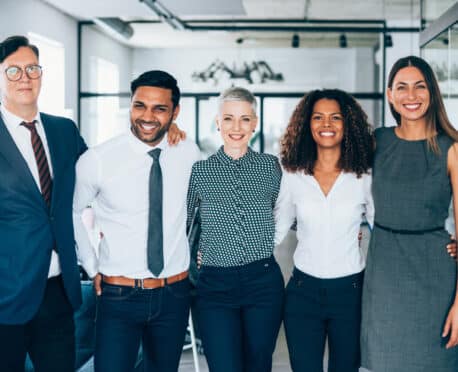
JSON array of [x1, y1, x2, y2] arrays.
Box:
[[147, 148, 164, 276]]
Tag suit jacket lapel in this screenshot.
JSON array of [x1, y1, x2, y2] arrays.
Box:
[[0, 115, 46, 208]]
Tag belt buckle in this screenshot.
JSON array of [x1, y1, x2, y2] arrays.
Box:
[[135, 278, 145, 289]]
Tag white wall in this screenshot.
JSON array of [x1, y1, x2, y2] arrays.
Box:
[[132, 46, 380, 129], [0, 0, 78, 118], [80, 25, 133, 92], [132, 47, 375, 93], [0, 1, 134, 130]]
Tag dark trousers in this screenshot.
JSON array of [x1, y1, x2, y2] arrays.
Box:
[[0, 276, 75, 372], [284, 268, 364, 372], [94, 278, 191, 372], [196, 256, 284, 372]]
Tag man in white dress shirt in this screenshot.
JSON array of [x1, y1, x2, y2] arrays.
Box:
[[73, 70, 201, 372]]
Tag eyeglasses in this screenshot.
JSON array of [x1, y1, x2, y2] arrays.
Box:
[[4, 64, 42, 81]]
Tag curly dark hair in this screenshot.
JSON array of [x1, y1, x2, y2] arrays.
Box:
[[280, 89, 374, 177]]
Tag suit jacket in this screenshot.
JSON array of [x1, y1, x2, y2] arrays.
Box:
[[0, 112, 87, 324]]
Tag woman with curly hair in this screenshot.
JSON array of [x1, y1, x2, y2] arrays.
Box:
[[275, 89, 375, 372]]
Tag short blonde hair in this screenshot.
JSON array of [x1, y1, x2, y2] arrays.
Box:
[[217, 87, 257, 115]]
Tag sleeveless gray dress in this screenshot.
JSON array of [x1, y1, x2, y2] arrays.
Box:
[[361, 127, 458, 372]]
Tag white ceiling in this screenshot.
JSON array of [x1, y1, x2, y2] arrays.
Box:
[[40, 0, 453, 48], [42, 0, 426, 20], [43, 0, 246, 18]]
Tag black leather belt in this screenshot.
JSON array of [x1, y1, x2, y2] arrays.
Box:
[[374, 222, 444, 235]]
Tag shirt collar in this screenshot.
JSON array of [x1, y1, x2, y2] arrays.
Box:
[[215, 146, 256, 166], [0, 104, 42, 131], [127, 128, 168, 155]]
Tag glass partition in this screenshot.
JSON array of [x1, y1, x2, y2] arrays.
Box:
[[263, 98, 299, 155], [80, 96, 130, 147], [422, 17, 458, 127], [78, 22, 386, 151], [422, 0, 457, 25], [177, 97, 197, 142]]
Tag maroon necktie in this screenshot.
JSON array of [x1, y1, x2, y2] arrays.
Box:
[[21, 120, 53, 208]]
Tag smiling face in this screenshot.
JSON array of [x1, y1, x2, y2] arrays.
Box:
[[310, 98, 344, 150], [216, 100, 258, 153], [387, 66, 430, 125], [0, 46, 41, 115], [130, 86, 179, 146]]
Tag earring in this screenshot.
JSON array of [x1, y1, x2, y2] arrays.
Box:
[[252, 130, 255, 133], [217, 128, 220, 131]]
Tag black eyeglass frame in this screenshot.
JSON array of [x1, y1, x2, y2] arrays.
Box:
[[4, 64, 43, 81]]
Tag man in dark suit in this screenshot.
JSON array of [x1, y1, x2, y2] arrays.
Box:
[[0, 35, 87, 372]]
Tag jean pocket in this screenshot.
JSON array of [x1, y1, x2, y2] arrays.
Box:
[[166, 279, 192, 299], [270, 260, 284, 277], [196, 272, 237, 302], [100, 283, 137, 301]]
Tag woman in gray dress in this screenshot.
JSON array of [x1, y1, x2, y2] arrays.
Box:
[[361, 56, 458, 371]]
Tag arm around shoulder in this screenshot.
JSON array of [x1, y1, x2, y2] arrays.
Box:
[[62, 117, 88, 158]]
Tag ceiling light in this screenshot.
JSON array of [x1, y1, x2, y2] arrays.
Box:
[[291, 34, 300, 48], [140, 0, 187, 31], [192, 59, 284, 85], [339, 34, 347, 48], [93, 18, 134, 40], [384, 34, 393, 47]]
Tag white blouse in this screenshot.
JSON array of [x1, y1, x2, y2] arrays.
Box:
[[275, 170, 374, 279]]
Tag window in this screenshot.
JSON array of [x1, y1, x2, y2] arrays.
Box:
[[28, 33, 69, 118], [81, 57, 127, 146]]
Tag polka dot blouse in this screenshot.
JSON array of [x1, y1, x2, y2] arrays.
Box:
[[187, 146, 282, 267]]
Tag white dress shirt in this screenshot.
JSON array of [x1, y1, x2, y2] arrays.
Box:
[[1, 105, 61, 278], [275, 170, 374, 279], [73, 130, 202, 279]]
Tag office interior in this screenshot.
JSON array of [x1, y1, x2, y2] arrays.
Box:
[[1, 0, 458, 371]]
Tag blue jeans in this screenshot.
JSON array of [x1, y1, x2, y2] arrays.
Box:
[[94, 278, 191, 372], [74, 281, 97, 369], [284, 268, 364, 372], [196, 256, 284, 372]]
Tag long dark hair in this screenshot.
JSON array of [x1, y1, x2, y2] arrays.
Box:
[[387, 56, 458, 152], [280, 89, 374, 177]]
